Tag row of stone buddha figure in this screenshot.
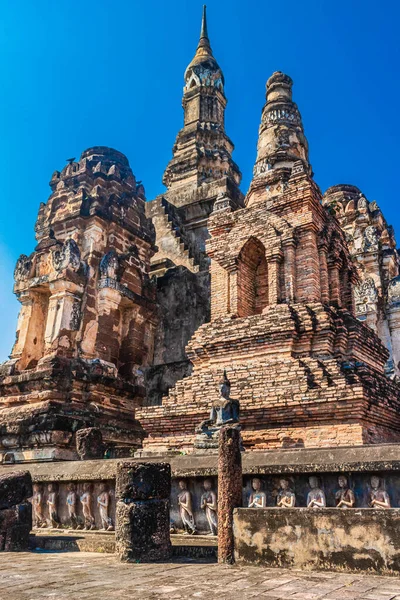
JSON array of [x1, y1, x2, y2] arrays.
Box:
[[176, 475, 392, 535], [249, 475, 391, 509], [31, 482, 114, 531]]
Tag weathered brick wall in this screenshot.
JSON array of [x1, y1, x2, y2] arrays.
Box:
[[137, 303, 400, 452]]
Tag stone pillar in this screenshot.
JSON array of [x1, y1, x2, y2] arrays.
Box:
[[115, 462, 171, 562], [283, 241, 296, 303], [44, 281, 82, 355], [228, 269, 238, 316], [328, 263, 341, 306], [318, 247, 330, 304], [0, 470, 32, 552], [267, 257, 281, 305], [12, 290, 49, 369], [218, 426, 242, 564]]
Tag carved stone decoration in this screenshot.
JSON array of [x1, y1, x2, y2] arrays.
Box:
[[52, 239, 81, 272], [97, 483, 114, 531], [177, 480, 196, 535], [354, 277, 378, 314], [80, 483, 96, 530], [306, 476, 326, 508], [99, 250, 120, 280], [335, 475, 355, 508], [368, 476, 391, 509], [248, 478, 266, 508], [32, 483, 46, 528], [200, 478, 218, 536], [66, 483, 78, 529], [276, 478, 296, 508], [46, 483, 60, 528], [213, 192, 233, 213], [363, 225, 379, 252], [388, 276, 400, 306], [14, 255, 32, 282]]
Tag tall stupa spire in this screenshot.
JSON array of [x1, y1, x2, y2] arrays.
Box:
[[184, 5, 223, 88], [200, 5, 209, 42], [162, 5, 242, 198], [246, 71, 311, 206]]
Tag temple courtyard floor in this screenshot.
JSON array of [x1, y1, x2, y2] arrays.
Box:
[[1, 552, 400, 600]]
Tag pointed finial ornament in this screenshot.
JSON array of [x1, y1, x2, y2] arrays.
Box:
[[200, 5, 208, 40], [196, 4, 212, 55]]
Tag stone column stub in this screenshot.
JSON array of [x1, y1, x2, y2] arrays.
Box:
[[218, 426, 242, 564]]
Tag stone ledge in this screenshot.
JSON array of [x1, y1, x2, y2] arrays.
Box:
[[2, 443, 400, 482]]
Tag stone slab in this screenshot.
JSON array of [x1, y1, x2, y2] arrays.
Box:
[[2, 443, 400, 483]]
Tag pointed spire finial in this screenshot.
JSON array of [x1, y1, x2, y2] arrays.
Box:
[[200, 5, 208, 40], [196, 4, 212, 55]]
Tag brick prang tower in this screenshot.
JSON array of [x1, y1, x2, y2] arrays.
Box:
[[144, 6, 243, 405], [138, 72, 400, 453], [0, 147, 157, 461]]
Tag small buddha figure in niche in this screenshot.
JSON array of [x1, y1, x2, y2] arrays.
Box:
[[47, 483, 60, 528], [177, 479, 196, 535], [307, 476, 326, 508], [248, 478, 266, 508], [66, 483, 78, 529], [32, 483, 46, 528], [97, 483, 114, 531], [276, 478, 296, 508], [201, 479, 218, 536], [196, 370, 240, 435], [80, 483, 96, 530], [335, 475, 355, 509], [368, 476, 391, 509]]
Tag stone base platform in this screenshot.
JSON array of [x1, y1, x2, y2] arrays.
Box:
[[30, 530, 217, 559]]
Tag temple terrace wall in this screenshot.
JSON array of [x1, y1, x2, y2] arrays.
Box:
[[233, 507, 400, 574], [1, 444, 400, 543]]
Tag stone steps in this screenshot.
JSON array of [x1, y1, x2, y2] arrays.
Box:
[[30, 530, 217, 559]]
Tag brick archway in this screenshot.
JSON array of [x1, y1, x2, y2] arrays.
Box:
[[237, 237, 269, 318]]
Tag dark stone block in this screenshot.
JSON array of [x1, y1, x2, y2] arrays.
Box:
[[76, 428, 105, 460], [116, 499, 171, 562], [0, 502, 32, 530], [116, 462, 171, 501], [0, 471, 32, 510], [3, 524, 31, 552]]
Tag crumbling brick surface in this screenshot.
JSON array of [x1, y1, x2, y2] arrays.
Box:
[[76, 428, 105, 461]]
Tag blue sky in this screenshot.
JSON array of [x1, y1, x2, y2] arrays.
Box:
[[0, 0, 399, 361]]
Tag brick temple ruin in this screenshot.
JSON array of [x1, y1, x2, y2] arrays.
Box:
[[2, 6, 400, 573]]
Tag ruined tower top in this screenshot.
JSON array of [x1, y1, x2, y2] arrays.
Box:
[[161, 5, 242, 208], [184, 5, 224, 93], [246, 71, 311, 206]]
